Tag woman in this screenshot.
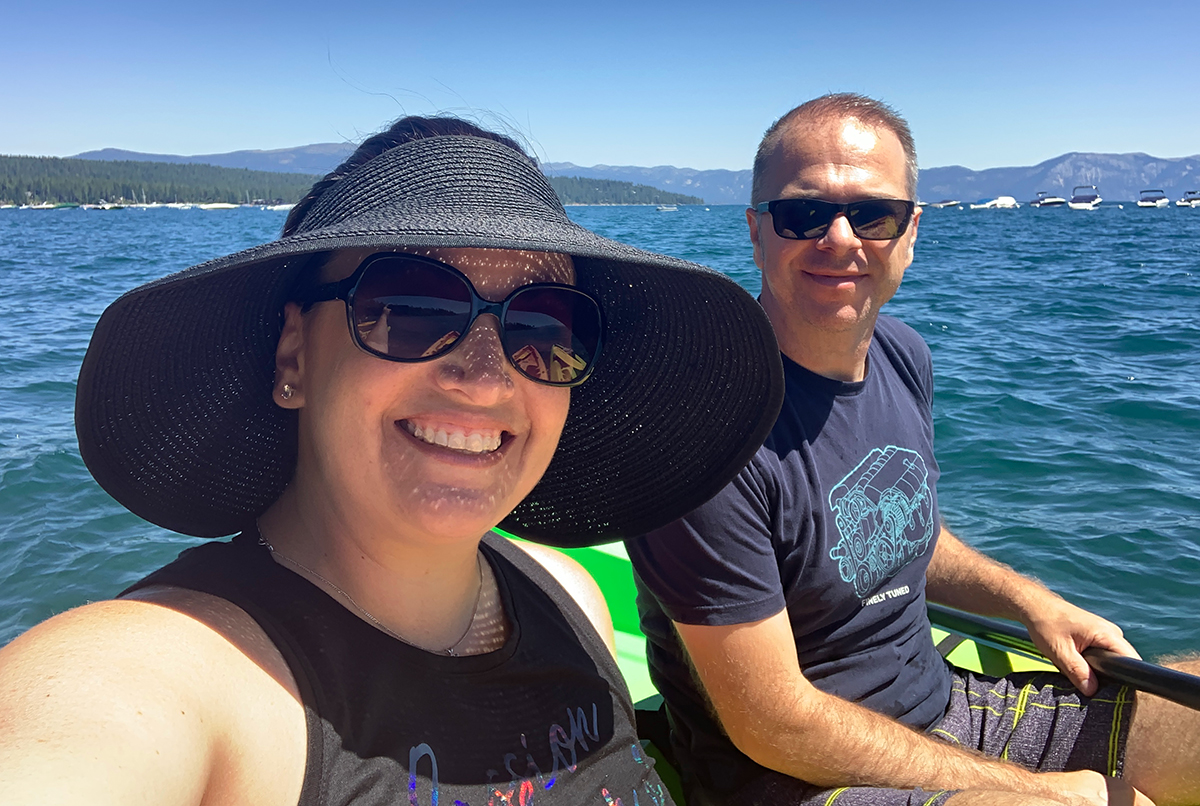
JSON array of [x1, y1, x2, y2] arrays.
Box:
[[0, 117, 782, 804]]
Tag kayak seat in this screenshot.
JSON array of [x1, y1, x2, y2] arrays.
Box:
[[635, 693, 687, 804]]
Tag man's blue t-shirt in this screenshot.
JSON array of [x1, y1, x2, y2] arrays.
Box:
[[626, 315, 953, 797]]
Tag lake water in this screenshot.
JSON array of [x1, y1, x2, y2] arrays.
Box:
[[1, 204, 1198, 658]]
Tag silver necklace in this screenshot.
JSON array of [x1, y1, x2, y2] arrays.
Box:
[[257, 531, 484, 657]]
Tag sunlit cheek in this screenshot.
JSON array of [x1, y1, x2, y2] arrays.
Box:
[[531, 389, 571, 458]]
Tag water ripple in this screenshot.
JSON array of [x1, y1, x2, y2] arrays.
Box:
[[2, 205, 1199, 658]]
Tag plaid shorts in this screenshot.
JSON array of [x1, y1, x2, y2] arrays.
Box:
[[931, 666, 1134, 776], [723, 666, 1135, 806]]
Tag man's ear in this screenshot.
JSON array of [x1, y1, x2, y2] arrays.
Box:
[[273, 302, 307, 408], [903, 206, 921, 266], [746, 207, 766, 271]]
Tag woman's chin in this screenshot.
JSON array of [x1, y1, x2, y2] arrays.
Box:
[[399, 482, 520, 541]]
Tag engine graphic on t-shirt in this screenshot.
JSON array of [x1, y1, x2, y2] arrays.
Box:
[[827, 446, 935, 597]]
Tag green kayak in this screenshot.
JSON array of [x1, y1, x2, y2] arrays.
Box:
[[550, 539, 1054, 703]]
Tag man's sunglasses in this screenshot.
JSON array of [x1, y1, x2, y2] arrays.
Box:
[[298, 253, 604, 387], [755, 198, 916, 241]]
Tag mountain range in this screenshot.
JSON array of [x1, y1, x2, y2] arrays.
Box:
[[74, 145, 354, 177], [920, 152, 1200, 205], [71, 146, 1200, 204], [540, 162, 751, 205]]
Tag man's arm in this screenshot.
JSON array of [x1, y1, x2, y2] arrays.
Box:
[[925, 526, 1139, 694], [675, 612, 1144, 805]]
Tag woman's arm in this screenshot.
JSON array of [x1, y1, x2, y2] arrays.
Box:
[[511, 541, 617, 658], [0, 594, 305, 806]]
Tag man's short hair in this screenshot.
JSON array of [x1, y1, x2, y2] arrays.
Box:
[[750, 93, 918, 205]]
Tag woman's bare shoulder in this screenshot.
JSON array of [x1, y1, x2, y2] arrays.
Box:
[[505, 540, 616, 657], [0, 591, 305, 805]]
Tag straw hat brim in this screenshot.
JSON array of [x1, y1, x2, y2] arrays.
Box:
[[76, 137, 783, 547]]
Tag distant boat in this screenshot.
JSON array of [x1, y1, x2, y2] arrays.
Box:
[[655, 204, 679, 212], [969, 196, 1020, 209], [81, 200, 127, 211], [1029, 191, 1067, 208], [0, 203, 16, 209], [1175, 190, 1200, 208], [262, 203, 295, 211], [1136, 189, 1170, 208], [197, 202, 239, 210], [928, 199, 960, 209], [1067, 186, 1102, 210]]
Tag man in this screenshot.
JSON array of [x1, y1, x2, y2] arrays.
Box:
[[626, 94, 1200, 806]]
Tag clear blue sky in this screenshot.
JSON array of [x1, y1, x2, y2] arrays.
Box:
[[3, 0, 1198, 171]]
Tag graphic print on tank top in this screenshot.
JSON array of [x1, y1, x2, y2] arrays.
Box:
[[827, 446, 936, 597]]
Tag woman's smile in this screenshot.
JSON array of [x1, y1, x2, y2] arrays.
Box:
[[401, 419, 504, 455]]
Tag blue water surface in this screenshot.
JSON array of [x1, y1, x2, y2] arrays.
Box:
[[1, 203, 1198, 656]]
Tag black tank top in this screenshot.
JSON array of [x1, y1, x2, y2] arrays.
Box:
[[123, 531, 673, 806]]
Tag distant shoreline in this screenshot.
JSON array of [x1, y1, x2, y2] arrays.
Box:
[[562, 202, 717, 207], [0, 202, 295, 211], [1, 155, 704, 207]]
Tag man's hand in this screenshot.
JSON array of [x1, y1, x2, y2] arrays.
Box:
[[1038, 770, 1155, 806], [926, 526, 1141, 695], [1023, 599, 1140, 696]]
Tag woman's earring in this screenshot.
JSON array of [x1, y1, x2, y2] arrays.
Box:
[[280, 383, 295, 401]]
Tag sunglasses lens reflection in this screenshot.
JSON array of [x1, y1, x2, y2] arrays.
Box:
[[770, 199, 911, 241], [775, 201, 833, 239], [847, 200, 908, 239], [505, 288, 600, 384], [353, 261, 471, 359], [350, 257, 600, 386]]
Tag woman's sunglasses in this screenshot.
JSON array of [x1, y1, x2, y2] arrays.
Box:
[[298, 253, 604, 387], [756, 198, 916, 241]]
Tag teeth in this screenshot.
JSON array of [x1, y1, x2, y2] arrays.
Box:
[[404, 421, 502, 454]]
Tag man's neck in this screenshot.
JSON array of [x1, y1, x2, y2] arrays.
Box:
[[773, 317, 876, 383], [757, 290, 879, 381]]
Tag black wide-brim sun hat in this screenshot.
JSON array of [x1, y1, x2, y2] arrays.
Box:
[[76, 135, 784, 548]]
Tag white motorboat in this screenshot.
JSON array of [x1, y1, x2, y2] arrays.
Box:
[[197, 202, 239, 210], [928, 199, 960, 209], [1136, 189, 1170, 208], [655, 204, 679, 212], [1175, 190, 1200, 208], [1029, 191, 1067, 208], [81, 203, 128, 210], [1067, 186, 1102, 210], [969, 196, 1020, 209]]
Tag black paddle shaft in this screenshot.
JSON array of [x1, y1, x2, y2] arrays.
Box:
[[927, 602, 1200, 712]]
